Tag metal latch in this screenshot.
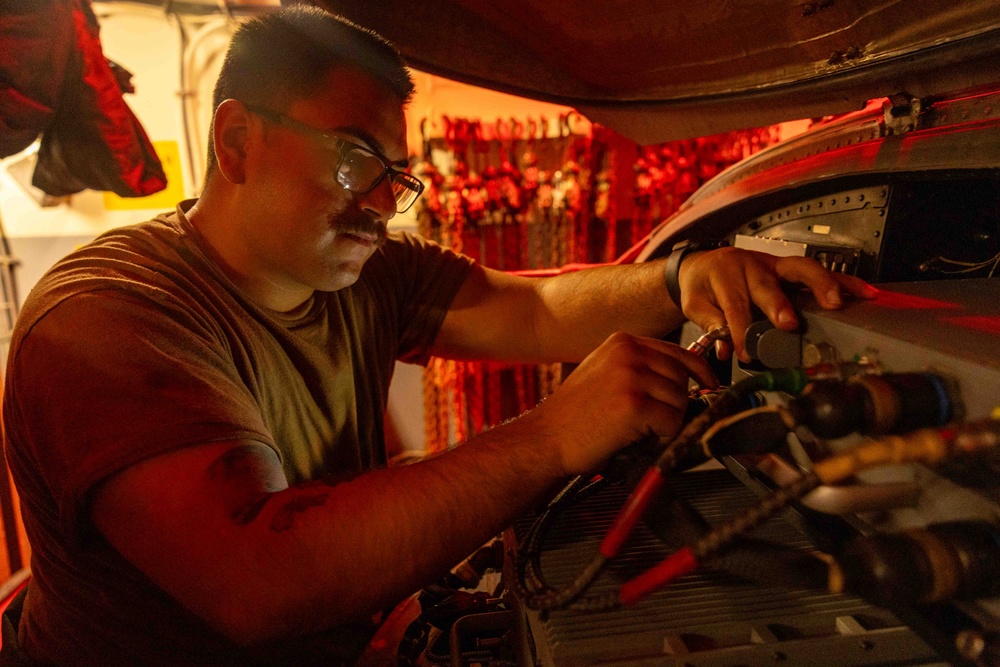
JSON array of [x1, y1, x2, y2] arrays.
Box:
[[882, 93, 922, 136]]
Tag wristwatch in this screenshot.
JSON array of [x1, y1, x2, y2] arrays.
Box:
[[663, 239, 728, 307]]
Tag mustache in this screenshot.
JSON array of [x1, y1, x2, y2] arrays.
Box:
[[331, 210, 388, 247]]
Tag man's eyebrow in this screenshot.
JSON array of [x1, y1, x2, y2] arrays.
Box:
[[333, 125, 408, 167]]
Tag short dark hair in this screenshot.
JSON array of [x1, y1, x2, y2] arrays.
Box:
[[204, 5, 414, 176]]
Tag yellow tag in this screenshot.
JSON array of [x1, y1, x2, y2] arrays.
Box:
[[103, 140, 187, 210]]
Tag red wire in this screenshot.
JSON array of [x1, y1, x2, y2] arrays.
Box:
[[618, 546, 698, 606], [599, 467, 664, 559]]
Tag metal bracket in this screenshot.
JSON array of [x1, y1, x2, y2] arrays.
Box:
[[882, 93, 923, 136]]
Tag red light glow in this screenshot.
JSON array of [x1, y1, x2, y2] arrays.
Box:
[[871, 290, 962, 310], [940, 315, 1000, 336]]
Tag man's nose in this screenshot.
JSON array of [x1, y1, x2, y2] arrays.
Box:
[[359, 177, 397, 223]]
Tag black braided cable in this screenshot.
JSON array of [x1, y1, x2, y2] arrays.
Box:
[[691, 471, 821, 560], [517, 476, 611, 606]]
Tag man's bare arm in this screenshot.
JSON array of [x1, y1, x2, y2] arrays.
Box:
[[432, 249, 876, 364], [432, 260, 682, 363], [92, 332, 715, 645], [92, 422, 561, 645]]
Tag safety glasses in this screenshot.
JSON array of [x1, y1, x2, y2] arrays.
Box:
[[245, 104, 424, 214]]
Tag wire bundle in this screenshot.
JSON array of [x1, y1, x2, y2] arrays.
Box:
[[513, 368, 810, 611]]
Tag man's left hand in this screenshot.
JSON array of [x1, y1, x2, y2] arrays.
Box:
[[677, 247, 878, 362]]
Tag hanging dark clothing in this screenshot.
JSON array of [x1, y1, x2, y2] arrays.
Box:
[[0, 0, 165, 197]]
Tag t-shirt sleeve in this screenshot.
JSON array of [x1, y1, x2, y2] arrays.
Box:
[[5, 290, 275, 543], [369, 231, 475, 365]]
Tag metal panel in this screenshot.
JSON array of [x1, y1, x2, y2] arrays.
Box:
[[512, 469, 942, 666]]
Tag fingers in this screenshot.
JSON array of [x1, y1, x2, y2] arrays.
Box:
[[617, 339, 708, 438], [681, 293, 731, 356], [834, 272, 879, 300], [742, 258, 799, 332], [544, 333, 716, 474], [679, 249, 770, 361], [632, 335, 719, 390], [678, 258, 743, 360], [773, 256, 878, 309], [709, 279, 754, 361], [678, 249, 879, 363]]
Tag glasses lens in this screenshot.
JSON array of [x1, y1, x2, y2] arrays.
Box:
[[337, 147, 424, 213], [337, 148, 386, 192], [391, 174, 424, 213]]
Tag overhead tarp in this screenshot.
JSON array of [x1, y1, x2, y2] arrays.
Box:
[[310, 0, 1000, 143]]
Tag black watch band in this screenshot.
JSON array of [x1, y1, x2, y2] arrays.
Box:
[[663, 239, 727, 308]]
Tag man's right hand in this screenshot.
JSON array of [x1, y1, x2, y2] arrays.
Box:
[[529, 332, 718, 476]]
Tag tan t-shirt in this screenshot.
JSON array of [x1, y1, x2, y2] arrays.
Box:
[[3, 202, 473, 666]]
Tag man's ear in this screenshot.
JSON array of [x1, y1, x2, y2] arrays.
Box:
[[212, 99, 253, 184]]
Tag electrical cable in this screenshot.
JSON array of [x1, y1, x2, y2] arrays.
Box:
[[514, 368, 959, 611], [921, 251, 1000, 276], [512, 327, 741, 610], [516, 473, 609, 599], [832, 520, 1000, 605], [599, 367, 809, 565], [514, 368, 810, 611], [617, 416, 1000, 606]]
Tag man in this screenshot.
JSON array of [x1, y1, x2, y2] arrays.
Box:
[[1, 6, 874, 666]]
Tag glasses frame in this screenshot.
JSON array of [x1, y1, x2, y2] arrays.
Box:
[[244, 104, 424, 213]]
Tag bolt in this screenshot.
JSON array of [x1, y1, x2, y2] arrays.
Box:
[[860, 639, 874, 650], [956, 630, 985, 660], [773, 650, 787, 661]]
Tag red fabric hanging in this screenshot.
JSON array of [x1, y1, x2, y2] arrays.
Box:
[[0, 0, 75, 157], [1, 0, 166, 197]]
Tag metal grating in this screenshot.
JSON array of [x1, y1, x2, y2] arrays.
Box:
[[512, 469, 945, 666]]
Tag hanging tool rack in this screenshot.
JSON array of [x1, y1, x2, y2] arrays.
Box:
[[415, 115, 780, 453]]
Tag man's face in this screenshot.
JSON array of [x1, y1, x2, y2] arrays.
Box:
[[240, 67, 408, 301]]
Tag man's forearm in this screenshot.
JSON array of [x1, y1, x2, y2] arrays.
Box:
[[199, 411, 567, 643], [532, 259, 683, 361], [434, 259, 683, 364]]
